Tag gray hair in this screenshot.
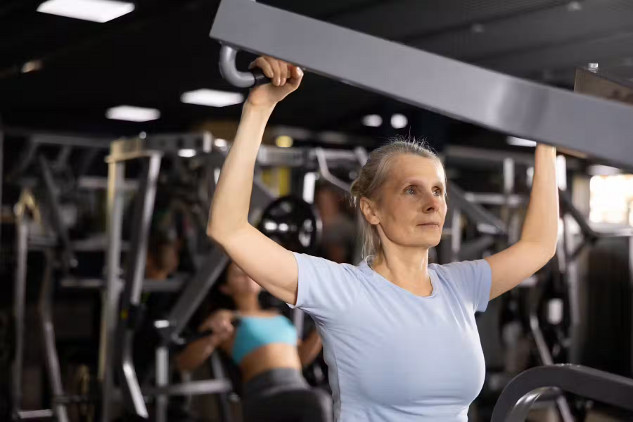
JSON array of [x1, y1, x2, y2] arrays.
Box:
[[350, 136, 441, 259]]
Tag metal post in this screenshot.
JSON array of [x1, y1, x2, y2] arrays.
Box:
[[12, 211, 28, 414], [451, 209, 462, 263], [502, 158, 515, 235], [99, 158, 126, 422], [38, 155, 77, 270], [39, 251, 69, 422], [155, 346, 169, 422], [117, 154, 161, 418], [210, 353, 232, 422]]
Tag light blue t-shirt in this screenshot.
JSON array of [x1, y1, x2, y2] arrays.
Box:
[[288, 253, 492, 422]]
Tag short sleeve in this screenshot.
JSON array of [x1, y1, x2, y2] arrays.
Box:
[[287, 252, 360, 322], [442, 259, 492, 313]]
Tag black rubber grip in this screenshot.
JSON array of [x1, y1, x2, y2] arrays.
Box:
[[251, 68, 271, 86]]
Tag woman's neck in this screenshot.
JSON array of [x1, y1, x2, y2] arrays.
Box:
[[235, 294, 261, 313], [371, 246, 431, 291]]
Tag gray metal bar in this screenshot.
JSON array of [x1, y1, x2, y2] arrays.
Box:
[[447, 182, 507, 236], [491, 365, 633, 422], [464, 192, 527, 207], [503, 387, 555, 422], [219, 45, 259, 88], [59, 277, 185, 292], [12, 212, 28, 413], [445, 145, 534, 167], [31, 133, 111, 149], [314, 147, 351, 192], [117, 155, 162, 418], [528, 283, 574, 422], [155, 346, 169, 422], [39, 251, 70, 422], [162, 249, 230, 342], [450, 209, 461, 263], [16, 409, 55, 419], [457, 236, 495, 261], [210, 0, 633, 168], [144, 379, 232, 397], [99, 159, 126, 422], [209, 353, 233, 422], [38, 155, 77, 270], [53, 145, 73, 170]]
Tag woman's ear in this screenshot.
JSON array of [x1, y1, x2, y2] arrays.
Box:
[[359, 197, 380, 225]]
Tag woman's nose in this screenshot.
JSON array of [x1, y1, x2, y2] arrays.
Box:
[[422, 192, 440, 212]]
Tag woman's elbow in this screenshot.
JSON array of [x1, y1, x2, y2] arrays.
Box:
[[207, 222, 231, 245]]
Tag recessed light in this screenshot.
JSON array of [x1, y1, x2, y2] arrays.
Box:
[[507, 136, 536, 147], [391, 114, 408, 129], [106, 105, 160, 122], [362, 114, 382, 127], [180, 89, 244, 107], [21, 60, 43, 73], [37, 0, 134, 23]]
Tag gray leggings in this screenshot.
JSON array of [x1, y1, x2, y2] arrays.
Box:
[[242, 368, 333, 422]]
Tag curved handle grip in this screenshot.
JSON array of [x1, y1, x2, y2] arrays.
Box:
[[219, 44, 271, 88]]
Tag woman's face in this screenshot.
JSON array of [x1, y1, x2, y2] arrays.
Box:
[[364, 154, 447, 250], [223, 262, 262, 297]]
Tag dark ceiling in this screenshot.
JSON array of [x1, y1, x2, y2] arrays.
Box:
[[1, 0, 633, 145]]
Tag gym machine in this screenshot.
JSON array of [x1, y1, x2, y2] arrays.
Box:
[[210, 0, 633, 169], [491, 364, 633, 421]]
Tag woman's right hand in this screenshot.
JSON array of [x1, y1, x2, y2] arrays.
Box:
[[198, 310, 236, 346], [246, 56, 303, 108]]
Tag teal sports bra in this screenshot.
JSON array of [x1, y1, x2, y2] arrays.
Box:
[[231, 315, 298, 364]]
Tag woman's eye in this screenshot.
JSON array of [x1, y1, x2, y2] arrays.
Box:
[[433, 189, 443, 196], [405, 186, 416, 195]]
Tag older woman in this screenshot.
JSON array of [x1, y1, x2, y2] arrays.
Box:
[[207, 56, 558, 421]]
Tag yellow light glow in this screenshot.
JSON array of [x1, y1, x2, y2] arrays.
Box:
[[275, 135, 292, 148], [275, 136, 293, 148]]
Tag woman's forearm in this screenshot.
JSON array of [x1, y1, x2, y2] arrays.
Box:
[[175, 337, 216, 372], [298, 330, 323, 367], [207, 103, 275, 239], [520, 145, 559, 257]]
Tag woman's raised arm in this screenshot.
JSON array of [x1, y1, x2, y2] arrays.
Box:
[[207, 57, 304, 305]]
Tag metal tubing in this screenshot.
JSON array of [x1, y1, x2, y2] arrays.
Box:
[[38, 155, 77, 269], [491, 365, 633, 422], [162, 249, 229, 343], [39, 251, 70, 422], [99, 159, 126, 422], [117, 155, 162, 418], [210, 353, 232, 421], [210, 0, 633, 168], [219, 45, 258, 88], [12, 213, 28, 413], [155, 346, 169, 422], [144, 379, 232, 397], [447, 182, 507, 235]]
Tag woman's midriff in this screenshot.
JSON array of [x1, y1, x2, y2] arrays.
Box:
[[238, 343, 302, 383]]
